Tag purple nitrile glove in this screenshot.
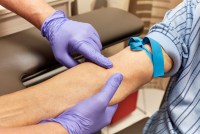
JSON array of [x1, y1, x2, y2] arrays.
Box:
[[41, 10, 113, 69], [40, 73, 123, 134]]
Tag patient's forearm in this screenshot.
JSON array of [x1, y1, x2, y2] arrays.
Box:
[[0, 46, 172, 127]]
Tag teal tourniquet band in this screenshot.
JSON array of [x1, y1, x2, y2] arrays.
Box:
[[128, 37, 164, 77]]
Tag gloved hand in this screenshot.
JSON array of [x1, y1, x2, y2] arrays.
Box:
[[40, 73, 123, 134], [41, 10, 113, 68]]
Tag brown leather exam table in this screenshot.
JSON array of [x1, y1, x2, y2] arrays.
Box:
[[0, 7, 147, 133]]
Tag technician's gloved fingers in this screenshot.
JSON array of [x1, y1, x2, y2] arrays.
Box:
[[60, 53, 79, 68], [98, 73, 123, 104], [52, 46, 79, 68], [41, 10, 110, 69], [91, 34, 103, 51], [105, 104, 118, 123], [68, 73, 123, 112], [76, 42, 113, 68], [84, 37, 101, 52], [83, 38, 101, 63], [91, 31, 103, 50]]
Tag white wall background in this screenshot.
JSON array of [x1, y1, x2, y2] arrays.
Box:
[[107, 0, 130, 11], [76, 0, 130, 14]]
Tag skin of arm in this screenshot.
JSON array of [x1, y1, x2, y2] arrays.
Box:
[[0, 0, 55, 29], [0, 123, 67, 134], [0, 45, 173, 128]]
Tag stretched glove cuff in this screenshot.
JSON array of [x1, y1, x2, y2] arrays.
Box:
[[39, 113, 92, 134], [41, 10, 69, 38], [40, 118, 70, 132]]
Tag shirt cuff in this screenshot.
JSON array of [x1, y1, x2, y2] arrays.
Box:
[[146, 32, 181, 77]]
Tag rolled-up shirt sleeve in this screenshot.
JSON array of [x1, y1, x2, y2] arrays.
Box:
[[146, 0, 197, 76]]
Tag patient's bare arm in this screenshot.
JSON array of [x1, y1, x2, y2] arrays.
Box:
[[0, 46, 173, 127]]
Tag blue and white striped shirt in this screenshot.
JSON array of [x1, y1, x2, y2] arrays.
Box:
[[143, 0, 200, 133]]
